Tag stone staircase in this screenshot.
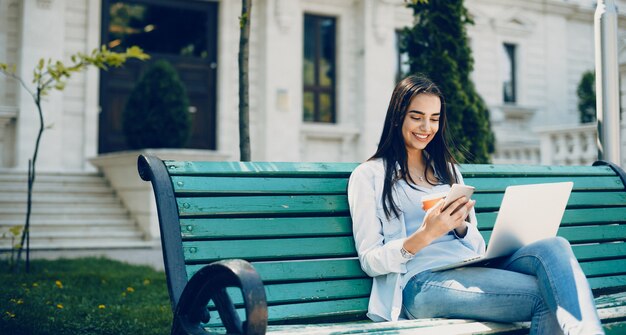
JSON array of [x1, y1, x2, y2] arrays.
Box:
[[0, 170, 156, 250]]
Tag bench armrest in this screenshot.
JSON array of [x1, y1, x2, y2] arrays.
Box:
[[172, 259, 268, 335]]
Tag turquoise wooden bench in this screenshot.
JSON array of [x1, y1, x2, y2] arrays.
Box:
[[138, 155, 626, 335]]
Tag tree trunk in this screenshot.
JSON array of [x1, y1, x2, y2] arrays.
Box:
[[238, 0, 252, 161]]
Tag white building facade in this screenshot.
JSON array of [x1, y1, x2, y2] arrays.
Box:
[[1, 0, 626, 249], [0, 0, 625, 170]]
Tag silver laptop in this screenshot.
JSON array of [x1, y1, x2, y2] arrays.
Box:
[[431, 182, 574, 272]]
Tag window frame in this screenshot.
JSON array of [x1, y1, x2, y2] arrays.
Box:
[[502, 42, 517, 104], [303, 13, 337, 123]]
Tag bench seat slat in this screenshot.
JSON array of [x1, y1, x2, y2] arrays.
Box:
[[476, 207, 626, 229], [180, 217, 352, 239], [172, 176, 348, 195], [588, 275, 626, 291], [177, 191, 626, 218], [212, 278, 371, 307], [182, 238, 626, 267], [467, 176, 624, 192], [172, 175, 623, 195], [186, 258, 365, 282], [177, 195, 349, 217], [459, 164, 615, 176], [574, 243, 626, 262], [581, 259, 626, 277], [473, 191, 626, 211], [206, 297, 369, 326], [183, 237, 356, 262], [480, 225, 626, 244], [165, 161, 357, 177], [185, 248, 626, 283]]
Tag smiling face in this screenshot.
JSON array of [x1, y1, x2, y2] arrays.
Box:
[[401, 93, 441, 156]]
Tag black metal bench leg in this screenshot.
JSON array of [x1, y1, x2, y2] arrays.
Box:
[[171, 259, 267, 335]]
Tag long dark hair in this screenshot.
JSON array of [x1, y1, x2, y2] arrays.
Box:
[[371, 74, 459, 219]]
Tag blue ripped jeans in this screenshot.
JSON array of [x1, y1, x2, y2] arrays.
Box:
[[402, 237, 604, 335]]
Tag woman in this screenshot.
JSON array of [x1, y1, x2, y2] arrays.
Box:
[[347, 74, 604, 334]]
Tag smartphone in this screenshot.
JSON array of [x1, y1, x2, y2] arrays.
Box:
[[442, 184, 475, 211]]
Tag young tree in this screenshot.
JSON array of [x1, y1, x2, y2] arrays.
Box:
[[0, 46, 148, 272], [577, 71, 596, 123], [239, 0, 252, 161], [401, 0, 495, 163]]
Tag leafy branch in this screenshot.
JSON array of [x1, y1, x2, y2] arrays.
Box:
[[0, 45, 149, 272]]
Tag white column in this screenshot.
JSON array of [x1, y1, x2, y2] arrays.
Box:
[[257, 0, 302, 161], [15, 0, 66, 171], [354, 0, 396, 162], [83, 0, 102, 171]]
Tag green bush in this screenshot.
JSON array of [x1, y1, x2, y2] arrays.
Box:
[[577, 71, 596, 123], [123, 60, 191, 149], [401, 0, 495, 163]]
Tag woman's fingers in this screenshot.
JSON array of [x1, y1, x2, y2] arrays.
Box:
[[444, 196, 469, 214]]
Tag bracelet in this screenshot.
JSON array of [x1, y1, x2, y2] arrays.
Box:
[[400, 246, 415, 259]]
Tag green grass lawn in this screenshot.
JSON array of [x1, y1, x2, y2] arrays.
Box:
[[0, 257, 172, 335]]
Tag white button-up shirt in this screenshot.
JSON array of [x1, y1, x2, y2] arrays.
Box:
[[347, 158, 486, 322]]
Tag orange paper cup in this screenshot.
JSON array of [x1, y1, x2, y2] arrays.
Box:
[[421, 192, 448, 211]]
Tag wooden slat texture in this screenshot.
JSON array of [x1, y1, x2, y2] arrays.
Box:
[[219, 278, 371, 306], [480, 225, 626, 245], [165, 161, 358, 177], [466, 176, 624, 192], [180, 217, 352, 239], [206, 297, 369, 326], [172, 176, 348, 195], [473, 192, 626, 211], [581, 259, 626, 277], [177, 195, 349, 218], [573, 243, 626, 262], [589, 275, 626, 291], [180, 192, 626, 217], [476, 207, 626, 229], [459, 164, 615, 176], [186, 258, 365, 283], [183, 237, 356, 262]]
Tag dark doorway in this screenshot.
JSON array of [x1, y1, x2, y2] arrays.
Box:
[[99, 0, 218, 153]]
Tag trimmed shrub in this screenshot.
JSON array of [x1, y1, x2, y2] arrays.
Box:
[[123, 60, 191, 149], [577, 71, 596, 123], [401, 0, 495, 163]]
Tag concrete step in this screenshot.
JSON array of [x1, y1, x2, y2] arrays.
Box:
[[0, 170, 148, 251], [0, 183, 114, 194], [0, 237, 157, 250], [1, 211, 131, 221], [0, 171, 107, 183], [0, 203, 128, 214], [1, 224, 139, 235], [0, 193, 120, 205], [0, 217, 134, 227], [28, 229, 143, 239]]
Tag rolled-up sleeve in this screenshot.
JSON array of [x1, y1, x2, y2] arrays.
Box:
[[348, 163, 408, 277]]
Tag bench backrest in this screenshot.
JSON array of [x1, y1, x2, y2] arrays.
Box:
[[138, 156, 626, 326]]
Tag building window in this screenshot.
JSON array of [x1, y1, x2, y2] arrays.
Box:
[[303, 14, 336, 123], [394, 30, 410, 83], [502, 43, 517, 103]]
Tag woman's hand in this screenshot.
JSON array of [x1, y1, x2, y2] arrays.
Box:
[[403, 196, 475, 254]]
